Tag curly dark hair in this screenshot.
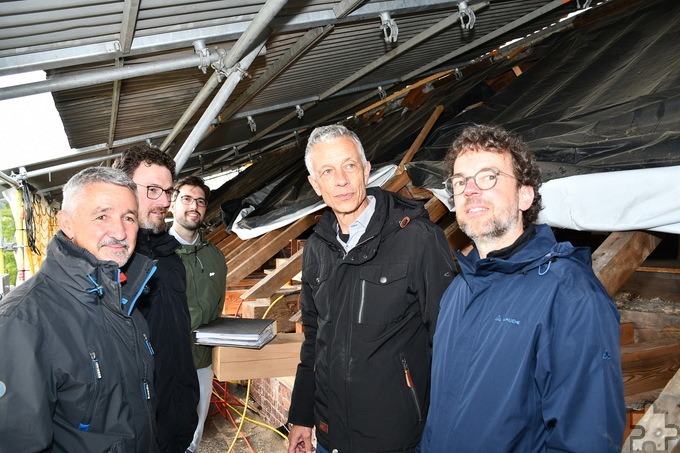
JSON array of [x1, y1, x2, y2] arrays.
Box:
[[112, 144, 176, 177], [445, 124, 543, 226], [173, 175, 211, 202]]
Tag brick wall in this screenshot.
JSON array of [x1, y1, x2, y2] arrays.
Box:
[[249, 376, 294, 427]]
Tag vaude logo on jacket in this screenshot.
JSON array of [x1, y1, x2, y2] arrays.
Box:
[[495, 315, 521, 325]]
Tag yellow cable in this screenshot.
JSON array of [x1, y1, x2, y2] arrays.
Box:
[[225, 402, 289, 440], [224, 291, 290, 451], [262, 294, 285, 319], [226, 379, 251, 453]]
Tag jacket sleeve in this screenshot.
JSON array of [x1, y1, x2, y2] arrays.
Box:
[[537, 268, 626, 452], [416, 221, 456, 343], [287, 277, 317, 427], [0, 316, 55, 451]]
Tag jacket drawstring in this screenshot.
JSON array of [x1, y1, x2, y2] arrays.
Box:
[[85, 274, 104, 297]]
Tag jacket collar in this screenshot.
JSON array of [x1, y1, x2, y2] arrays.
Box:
[[43, 231, 157, 315], [456, 224, 591, 279]]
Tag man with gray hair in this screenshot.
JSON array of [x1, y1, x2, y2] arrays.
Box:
[[0, 166, 160, 452], [288, 125, 456, 453]]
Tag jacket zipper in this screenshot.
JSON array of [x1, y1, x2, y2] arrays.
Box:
[[78, 351, 102, 431], [357, 280, 366, 323], [400, 353, 422, 422]]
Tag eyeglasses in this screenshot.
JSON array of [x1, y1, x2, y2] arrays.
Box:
[[445, 168, 517, 196], [176, 195, 206, 208], [136, 183, 175, 200]]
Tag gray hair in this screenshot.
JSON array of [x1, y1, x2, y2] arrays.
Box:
[[304, 124, 367, 177], [61, 166, 137, 213]]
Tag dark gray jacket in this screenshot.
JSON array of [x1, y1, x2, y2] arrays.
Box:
[[0, 231, 159, 453]]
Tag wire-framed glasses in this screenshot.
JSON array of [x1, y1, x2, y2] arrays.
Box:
[[176, 195, 206, 208], [136, 183, 175, 200], [445, 168, 517, 196]]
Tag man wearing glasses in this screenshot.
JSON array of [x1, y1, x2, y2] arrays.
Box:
[[113, 146, 199, 453], [418, 124, 625, 452], [169, 176, 227, 453]]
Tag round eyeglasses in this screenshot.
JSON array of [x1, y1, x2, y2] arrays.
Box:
[[176, 195, 206, 208], [445, 168, 517, 196], [136, 183, 175, 200]]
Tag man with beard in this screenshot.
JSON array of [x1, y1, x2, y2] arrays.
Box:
[[113, 146, 199, 453], [0, 167, 159, 452], [169, 176, 227, 453], [418, 124, 625, 452]]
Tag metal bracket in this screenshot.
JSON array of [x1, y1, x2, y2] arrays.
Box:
[[247, 116, 256, 133], [458, 1, 476, 30], [193, 40, 211, 74], [295, 105, 304, 119], [379, 12, 399, 43], [377, 86, 387, 99]]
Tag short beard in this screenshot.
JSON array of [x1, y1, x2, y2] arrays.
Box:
[[461, 217, 510, 242], [140, 217, 167, 234]]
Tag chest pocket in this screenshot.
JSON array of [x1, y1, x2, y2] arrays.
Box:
[[304, 264, 332, 321], [358, 262, 409, 325]]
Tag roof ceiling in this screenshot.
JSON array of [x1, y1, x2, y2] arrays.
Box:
[[0, 0, 587, 198]]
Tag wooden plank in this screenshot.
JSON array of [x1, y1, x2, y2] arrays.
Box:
[[205, 224, 228, 244], [218, 234, 243, 257], [620, 321, 635, 346], [226, 216, 317, 286], [241, 293, 299, 333], [241, 248, 304, 300], [355, 69, 454, 117], [396, 105, 445, 174], [424, 196, 448, 223], [591, 231, 662, 297], [619, 310, 680, 343], [382, 170, 411, 193], [212, 333, 304, 381], [621, 339, 680, 396], [622, 367, 680, 452]]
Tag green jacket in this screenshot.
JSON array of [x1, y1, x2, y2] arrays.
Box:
[[174, 232, 228, 369]]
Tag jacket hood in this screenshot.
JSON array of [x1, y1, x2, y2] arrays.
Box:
[[456, 224, 592, 280], [174, 232, 210, 257]]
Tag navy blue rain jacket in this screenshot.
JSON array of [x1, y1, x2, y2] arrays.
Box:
[[419, 224, 625, 452]]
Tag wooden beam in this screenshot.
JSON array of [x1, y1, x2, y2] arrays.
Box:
[[622, 367, 680, 452], [226, 215, 317, 286], [621, 339, 680, 396], [382, 170, 411, 193], [241, 248, 304, 300], [396, 104, 445, 174], [620, 321, 635, 346], [205, 224, 228, 243], [424, 196, 448, 223], [591, 231, 662, 297]]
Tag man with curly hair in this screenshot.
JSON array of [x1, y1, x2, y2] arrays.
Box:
[[418, 124, 625, 452]]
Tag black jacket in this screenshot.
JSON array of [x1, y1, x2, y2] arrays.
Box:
[[0, 232, 159, 452], [288, 188, 455, 452], [134, 229, 199, 453]]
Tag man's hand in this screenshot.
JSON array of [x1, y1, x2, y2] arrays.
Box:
[[288, 424, 314, 453]]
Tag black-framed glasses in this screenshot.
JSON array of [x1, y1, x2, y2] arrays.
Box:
[[136, 183, 175, 200], [176, 195, 206, 208], [445, 168, 517, 196]]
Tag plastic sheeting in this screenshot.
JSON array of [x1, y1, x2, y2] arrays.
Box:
[[538, 165, 680, 234], [226, 0, 680, 237]]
